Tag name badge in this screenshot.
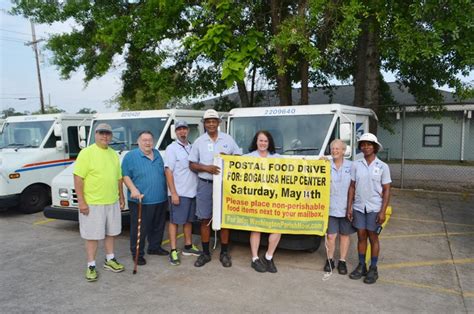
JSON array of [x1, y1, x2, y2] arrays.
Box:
[[208, 143, 214, 152]]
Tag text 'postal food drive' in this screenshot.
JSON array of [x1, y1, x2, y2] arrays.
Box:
[[218, 155, 331, 235]]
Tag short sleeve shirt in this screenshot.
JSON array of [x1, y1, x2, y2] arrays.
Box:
[[245, 151, 281, 158], [121, 148, 167, 205], [350, 157, 391, 213], [73, 144, 121, 205], [164, 140, 198, 198], [329, 159, 352, 217], [188, 131, 241, 180]]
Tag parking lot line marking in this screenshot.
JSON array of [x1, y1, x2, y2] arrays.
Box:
[[33, 218, 56, 225], [161, 233, 184, 245], [390, 217, 474, 227], [382, 231, 474, 239], [379, 278, 462, 296], [379, 258, 474, 270]]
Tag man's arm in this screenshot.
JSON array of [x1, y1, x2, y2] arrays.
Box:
[[118, 178, 125, 209], [165, 168, 179, 205], [123, 176, 142, 200], [189, 161, 220, 175], [74, 174, 89, 216]]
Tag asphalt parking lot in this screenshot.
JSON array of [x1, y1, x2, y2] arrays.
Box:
[[1, 189, 473, 313]]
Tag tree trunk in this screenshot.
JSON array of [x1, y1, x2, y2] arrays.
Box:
[[353, 16, 380, 134], [270, 0, 292, 106], [236, 80, 249, 107], [299, 0, 309, 105]]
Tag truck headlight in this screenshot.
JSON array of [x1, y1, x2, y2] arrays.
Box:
[[59, 188, 69, 199]]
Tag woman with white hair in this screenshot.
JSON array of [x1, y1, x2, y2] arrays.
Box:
[[323, 139, 355, 274]]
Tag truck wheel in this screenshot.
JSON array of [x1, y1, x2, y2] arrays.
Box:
[[306, 236, 322, 253], [18, 185, 50, 214]]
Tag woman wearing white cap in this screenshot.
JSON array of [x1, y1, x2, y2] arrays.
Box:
[[347, 133, 391, 284]]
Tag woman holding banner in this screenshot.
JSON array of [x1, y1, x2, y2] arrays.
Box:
[[245, 130, 281, 273], [323, 139, 355, 275]]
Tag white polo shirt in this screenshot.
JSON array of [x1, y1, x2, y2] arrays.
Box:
[[351, 157, 391, 213], [329, 159, 352, 217], [188, 131, 241, 180], [164, 140, 198, 198]]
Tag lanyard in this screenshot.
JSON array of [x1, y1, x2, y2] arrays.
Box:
[[177, 141, 191, 155]]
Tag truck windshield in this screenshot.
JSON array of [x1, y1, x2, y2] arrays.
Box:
[[229, 114, 334, 155], [0, 121, 54, 149], [89, 117, 168, 151]]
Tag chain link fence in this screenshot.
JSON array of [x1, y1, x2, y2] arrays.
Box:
[[376, 103, 474, 192]]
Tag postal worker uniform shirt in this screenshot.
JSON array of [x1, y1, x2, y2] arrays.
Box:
[[245, 150, 281, 158], [164, 140, 198, 198], [121, 148, 167, 205], [350, 157, 391, 213], [329, 159, 352, 217], [189, 131, 241, 180]]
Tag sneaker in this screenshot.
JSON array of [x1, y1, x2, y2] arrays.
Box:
[[103, 258, 125, 273], [219, 252, 232, 267], [363, 265, 378, 284], [324, 259, 335, 272], [169, 250, 181, 266], [349, 263, 368, 280], [182, 245, 202, 256], [85, 265, 98, 282], [147, 247, 169, 256], [132, 256, 146, 266], [251, 258, 267, 273], [337, 260, 348, 275], [262, 257, 278, 273], [194, 253, 211, 267]]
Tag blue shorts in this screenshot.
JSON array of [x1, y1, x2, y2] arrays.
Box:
[[169, 197, 196, 225], [327, 216, 356, 235], [196, 179, 213, 220], [353, 210, 379, 232]]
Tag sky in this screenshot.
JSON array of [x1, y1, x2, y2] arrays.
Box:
[[1, 1, 472, 116], [0, 1, 121, 114]]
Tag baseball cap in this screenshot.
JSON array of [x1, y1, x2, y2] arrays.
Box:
[[202, 109, 221, 121], [95, 123, 112, 133], [357, 133, 383, 151], [175, 120, 188, 129]]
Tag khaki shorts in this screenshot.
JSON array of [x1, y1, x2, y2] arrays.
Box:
[[79, 202, 122, 240]]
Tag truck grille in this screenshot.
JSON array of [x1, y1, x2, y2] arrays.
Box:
[[71, 189, 78, 206]]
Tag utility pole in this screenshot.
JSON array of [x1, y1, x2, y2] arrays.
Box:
[[25, 21, 45, 114]]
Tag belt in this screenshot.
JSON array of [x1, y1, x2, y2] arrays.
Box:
[[199, 178, 213, 183]]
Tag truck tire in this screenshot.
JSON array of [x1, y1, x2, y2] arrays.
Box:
[[18, 185, 50, 214], [306, 236, 322, 253]]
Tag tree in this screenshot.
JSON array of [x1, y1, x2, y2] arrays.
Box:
[[77, 108, 97, 114], [1, 107, 27, 118], [31, 105, 65, 115]]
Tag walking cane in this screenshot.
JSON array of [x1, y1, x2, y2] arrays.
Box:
[[133, 197, 143, 274]]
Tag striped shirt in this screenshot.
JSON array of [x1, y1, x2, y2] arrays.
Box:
[[121, 148, 167, 205]]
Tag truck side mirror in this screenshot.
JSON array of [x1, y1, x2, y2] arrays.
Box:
[[79, 140, 86, 149], [56, 140, 64, 151], [170, 124, 176, 140], [340, 123, 352, 158], [54, 124, 62, 137], [79, 126, 87, 140]]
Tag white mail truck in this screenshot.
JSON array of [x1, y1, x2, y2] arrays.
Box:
[[0, 114, 91, 213]]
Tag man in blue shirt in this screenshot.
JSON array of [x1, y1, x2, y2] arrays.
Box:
[[122, 130, 169, 266]]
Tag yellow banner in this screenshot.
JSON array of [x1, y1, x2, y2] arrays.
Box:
[[220, 155, 330, 235]]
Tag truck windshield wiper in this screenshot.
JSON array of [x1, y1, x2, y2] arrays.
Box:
[[283, 147, 320, 153], [109, 141, 127, 146]]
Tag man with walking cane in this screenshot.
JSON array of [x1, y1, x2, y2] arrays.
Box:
[[74, 123, 125, 282], [122, 131, 168, 266]]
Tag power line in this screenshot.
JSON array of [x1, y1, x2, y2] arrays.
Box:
[[0, 36, 25, 43], [0, 27, 31, 37]]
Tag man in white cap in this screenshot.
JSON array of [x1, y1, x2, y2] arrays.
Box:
[[347, 133, 391, 284], [189, 109, 241, 268], [164, 120, 202, 266], [74, 123, 125, 282]]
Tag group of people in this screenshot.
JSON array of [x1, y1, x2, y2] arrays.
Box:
[[74, 109, 391, 285]]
